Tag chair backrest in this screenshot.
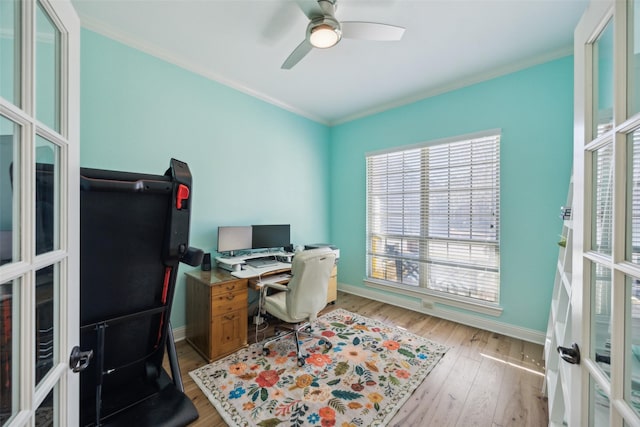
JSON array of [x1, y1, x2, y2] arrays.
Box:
[[285, 248, 336, 322]]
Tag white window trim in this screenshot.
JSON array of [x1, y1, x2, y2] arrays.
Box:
[[364, 278, 504, 317], [365, 129, 502, 157]]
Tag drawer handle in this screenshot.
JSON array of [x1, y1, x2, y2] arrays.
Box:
[[226, 295, 235, 301], [226, 285, 235, 291], [224, 315, 235, 321]]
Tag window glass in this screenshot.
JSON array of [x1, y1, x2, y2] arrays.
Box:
[[35, 136, 59, 255], [592, 143, 614, 255], [35, 387, 56, 427], [626, 275, 640, 417], [35, 265, 57, 386], [590, 376, 610, 426], [594, 20, 614, 137], [630, 0, 640, 117], [0, 278, 20, 426], [629, 130, 640, 264], [366, 133, 500, 303], [0, 0, 21, 106], [0, 115, 20, 265], [592, 263, 612, 379], [36, 1, 60, 132]]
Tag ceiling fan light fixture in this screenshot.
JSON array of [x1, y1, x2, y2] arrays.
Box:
[[310, 24, 340, 48]]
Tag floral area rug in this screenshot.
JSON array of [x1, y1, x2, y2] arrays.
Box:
[[189, 308, 448, 427]]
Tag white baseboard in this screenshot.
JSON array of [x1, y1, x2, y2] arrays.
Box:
[[338, 283, 546, 345], [172, 325, 186, 342]]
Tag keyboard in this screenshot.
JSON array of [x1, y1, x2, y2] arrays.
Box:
[[245, 257, 278, 268]]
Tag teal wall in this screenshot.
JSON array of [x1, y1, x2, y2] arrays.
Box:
[[79, 29, 331, 329], [80, 27, 573, 334], [329, 56, 574, 333]]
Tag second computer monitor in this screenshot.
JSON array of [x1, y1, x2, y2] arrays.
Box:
[[252, 224, 290, 250]]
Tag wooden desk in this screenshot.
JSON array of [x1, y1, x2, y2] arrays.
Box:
[[185, 269, 248, 362], [184, 264, 338, 362]]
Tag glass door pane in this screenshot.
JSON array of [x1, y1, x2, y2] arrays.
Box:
[[592, 143, 614, 255], [35, 387, 55, 426], [36, 1, 60, 132], [0, 0, 20, 106], [594, 20, 614, 136], [591, 377, 611, 426], [629, 130, 640, 264], [35, 136, 58, 255], [626, 275, 640, 416], [0, 278, 20, 426], [592, 263, 612, 378], [631, 0, 640, 116], [35, 264, 57, 387], [0, 115, 20, 265]]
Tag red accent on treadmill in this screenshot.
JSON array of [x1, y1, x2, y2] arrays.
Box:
[[176, 184, 189, 210], [161, 267, 171, 304], [156, 267, 172, 346]]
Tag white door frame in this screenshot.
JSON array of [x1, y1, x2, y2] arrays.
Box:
[[0, 0, 79, 425], [573, 1, 640, 426]]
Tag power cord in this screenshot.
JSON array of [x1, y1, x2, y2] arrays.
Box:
[[254, 285, 269, 343]]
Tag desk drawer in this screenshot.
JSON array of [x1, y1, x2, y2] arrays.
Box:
[[211, 309, 248, 360], [211, 290, 247, 313], [211, 280, 245, 296]]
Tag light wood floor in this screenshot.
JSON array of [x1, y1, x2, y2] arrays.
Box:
[[172, 292, 549, 427]]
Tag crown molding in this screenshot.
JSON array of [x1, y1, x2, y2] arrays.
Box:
[[332, 46, 574, 126], [79, 13, 571, 128], [78, 15, 330, 126]]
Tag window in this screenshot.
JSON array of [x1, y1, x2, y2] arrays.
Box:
[[366, 131, 501, 306]]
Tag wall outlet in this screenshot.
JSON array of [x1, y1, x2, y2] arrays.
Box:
[[422, 300, 434, 310]]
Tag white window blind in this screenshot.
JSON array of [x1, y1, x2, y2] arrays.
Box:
[[366, 132, 501, 304], [629, 130, 640, 265]]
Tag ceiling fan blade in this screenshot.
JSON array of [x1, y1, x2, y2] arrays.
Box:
[[295, 0, 324, 19], [281, 40, 314, 69], [341, 22, 405, 41]]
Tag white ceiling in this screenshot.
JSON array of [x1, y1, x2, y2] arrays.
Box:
[[71, 0, 590, 125]]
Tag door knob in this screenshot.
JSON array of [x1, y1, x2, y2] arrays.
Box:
[[557, 343, 581, 365], [69, 346, 93, 373]]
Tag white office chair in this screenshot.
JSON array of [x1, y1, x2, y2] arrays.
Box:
[[260, 248, 336, 366]]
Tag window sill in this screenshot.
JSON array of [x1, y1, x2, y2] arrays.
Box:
[[364, 279, 503, 317]]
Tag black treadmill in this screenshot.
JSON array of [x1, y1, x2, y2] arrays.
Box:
[[78, 158, 202, 427]]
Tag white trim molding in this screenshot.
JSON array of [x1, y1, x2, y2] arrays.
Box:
[[76, 16, 329, 126], [334, 47, 574, 125], [340, 283, 545, 345], [172, 325, 186, 342], [364, 279, 503, 317], [77, 14, 572, 127]]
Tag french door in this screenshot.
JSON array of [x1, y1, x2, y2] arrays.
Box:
[[0, 0, 80, 426], [571, 0, 640, 425]]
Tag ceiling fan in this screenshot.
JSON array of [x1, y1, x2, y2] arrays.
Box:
[[281, 0, 405, 70]]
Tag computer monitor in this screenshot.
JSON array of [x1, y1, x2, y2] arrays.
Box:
[[252, 224, 290, 250], [217, 226, 252, 256]]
